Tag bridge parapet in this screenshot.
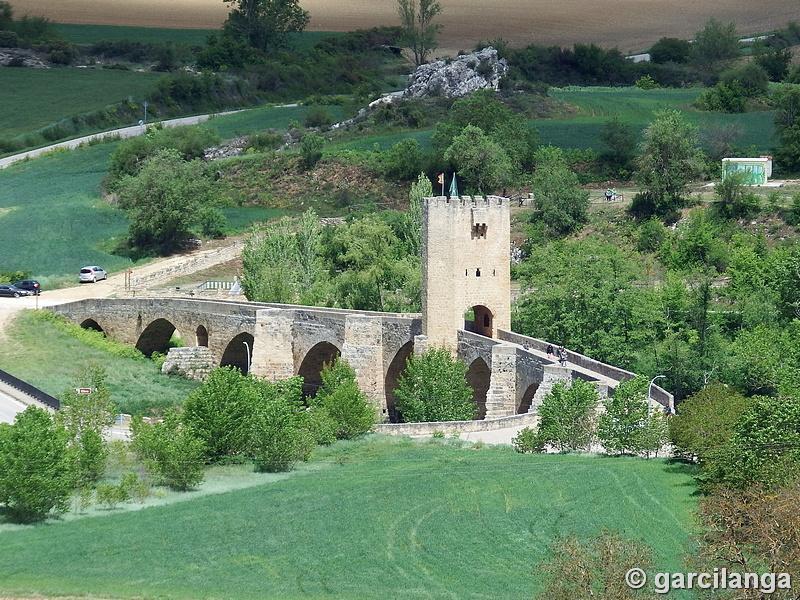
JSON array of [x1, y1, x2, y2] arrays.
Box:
[[497, 329, 674, 410]]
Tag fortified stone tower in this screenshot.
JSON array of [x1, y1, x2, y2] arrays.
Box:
[[421, 195, 511, 350]]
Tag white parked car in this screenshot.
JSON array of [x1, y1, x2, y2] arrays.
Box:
[[79, 266, 107, 283]]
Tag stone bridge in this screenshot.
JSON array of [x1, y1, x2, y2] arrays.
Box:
[[50, 297, 673, 422]]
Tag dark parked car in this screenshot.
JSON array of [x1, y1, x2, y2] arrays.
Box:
[[12, 280, 41, 295], [0, 284, 30, 298]]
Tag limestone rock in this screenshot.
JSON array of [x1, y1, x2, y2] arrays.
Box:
[[0, 48, 49, 68], [403, 47, 507, 99]]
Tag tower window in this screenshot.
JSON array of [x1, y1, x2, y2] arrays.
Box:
[[476, 268, 481, 277]]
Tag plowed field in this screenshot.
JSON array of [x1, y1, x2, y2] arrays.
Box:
[[9, 0, 800, 55]]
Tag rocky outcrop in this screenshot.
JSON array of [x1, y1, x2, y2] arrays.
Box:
[[330, 47, 508, 131], [0, 48, 49, 68], [403, 47, 507, 99]]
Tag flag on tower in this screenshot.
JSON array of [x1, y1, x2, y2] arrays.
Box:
[[449, 173, 459, 198], [438, 173, 444, 195]]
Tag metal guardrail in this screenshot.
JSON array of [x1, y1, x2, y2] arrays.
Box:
[[197, 280, 235, 291], [0, 368, 60, 411]]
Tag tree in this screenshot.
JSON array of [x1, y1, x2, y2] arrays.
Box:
[[397, 0, 442, 66], [55, 366, 114, 490], [708, 392, 800, 489], [116, 148, 222, 255], [394, 347, 476, 422], [182, 366, 260, 461], [535, 530, 655, 600], [597, 376, 651, 455], [0, 406, 72, 523], [649, 37, 692, 64], [535, 379, 599, 452], [130, 410, 206, 491], [300, 132, 324, 169], [668, 382, 751, 462], [632, 110, 703, 217], [529, 145, 590, 236], [598, 117, 637, 178], [695, 483, 800, 597], [772, 84, 800, 173], [223, 0, 310, 53], [443, 125, 513, 194], [246, 377, 315, 472], [691, 18, 741, 75], [431, 90, 536, 174], [310, 359, 375, 440]]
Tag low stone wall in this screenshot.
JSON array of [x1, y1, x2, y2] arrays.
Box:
[[374, 412, 538, 437]]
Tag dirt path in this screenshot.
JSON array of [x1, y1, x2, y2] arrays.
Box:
[[0, 237, 243, 342]]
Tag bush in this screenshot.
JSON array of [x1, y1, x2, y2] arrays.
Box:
[[376, 138, 426, 181], [394, 347, 476, 422], [511, 426, 543, 453], [535, 380, 598, 452], [310, 359, 375, 439], [0, 406, 72, 523], [130, 410, 206, 491], [304, 105, 333, 129], [300, 132, 324, 169]]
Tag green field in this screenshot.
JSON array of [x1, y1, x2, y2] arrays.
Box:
[[0, 68, 162, 139], [0, 310, 200, 415], [0, 436, 698, 600], [55, 23, 340, 52], [0, 85, 780, 282], [540, 87, 777, 152], [55, 23, 220, 46], [0, 104, 347, 281]]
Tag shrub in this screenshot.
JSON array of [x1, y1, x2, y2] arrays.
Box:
[[511, 426, 543, 453], [0, 406, 72, 523], [130, 410, 206, 491], [304, 105, 333, 129], [248, 378, 315, 472], [300, 132, 324, 169], [534, 380, 598, 452], [310, 359, 375, 439], [394, 347, 476, 422]]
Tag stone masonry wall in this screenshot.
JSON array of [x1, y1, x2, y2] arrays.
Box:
[[422, 195, 511, 351]]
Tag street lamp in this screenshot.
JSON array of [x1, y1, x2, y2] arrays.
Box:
[[649, 374, 666, 405], [242, 341, 251, 374]]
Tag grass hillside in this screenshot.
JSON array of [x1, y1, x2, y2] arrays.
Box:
[[0, 436, 698, 600], [0, 310, 199, 415], [0, 68, 163, 139]]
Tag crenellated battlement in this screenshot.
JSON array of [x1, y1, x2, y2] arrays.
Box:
[[424, 195, 507, 209]]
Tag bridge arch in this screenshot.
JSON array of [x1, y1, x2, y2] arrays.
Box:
[[466, 356, 490, 419], [221, 332, 255, 374], [80, 318, 104, 333], [136, 318, 177, 357], [517, 383, 539, 414], [195, 325, 209, 347], [384, 341, 414, 423], [298, 341, 340, 398]]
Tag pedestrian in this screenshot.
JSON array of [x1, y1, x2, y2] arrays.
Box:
[[558, 345, 567, 366], [546, 344, 554, 360], [605, 188, 613, 202]]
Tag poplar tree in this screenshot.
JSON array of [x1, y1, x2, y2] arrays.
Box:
[[397, 0, 443, 66]]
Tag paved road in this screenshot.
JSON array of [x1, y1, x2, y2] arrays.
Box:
[[0, 111, 242, 170], [0, 389, 26, 424]]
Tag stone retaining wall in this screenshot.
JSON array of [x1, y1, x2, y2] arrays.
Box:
[[374, 412, 538, 437]]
